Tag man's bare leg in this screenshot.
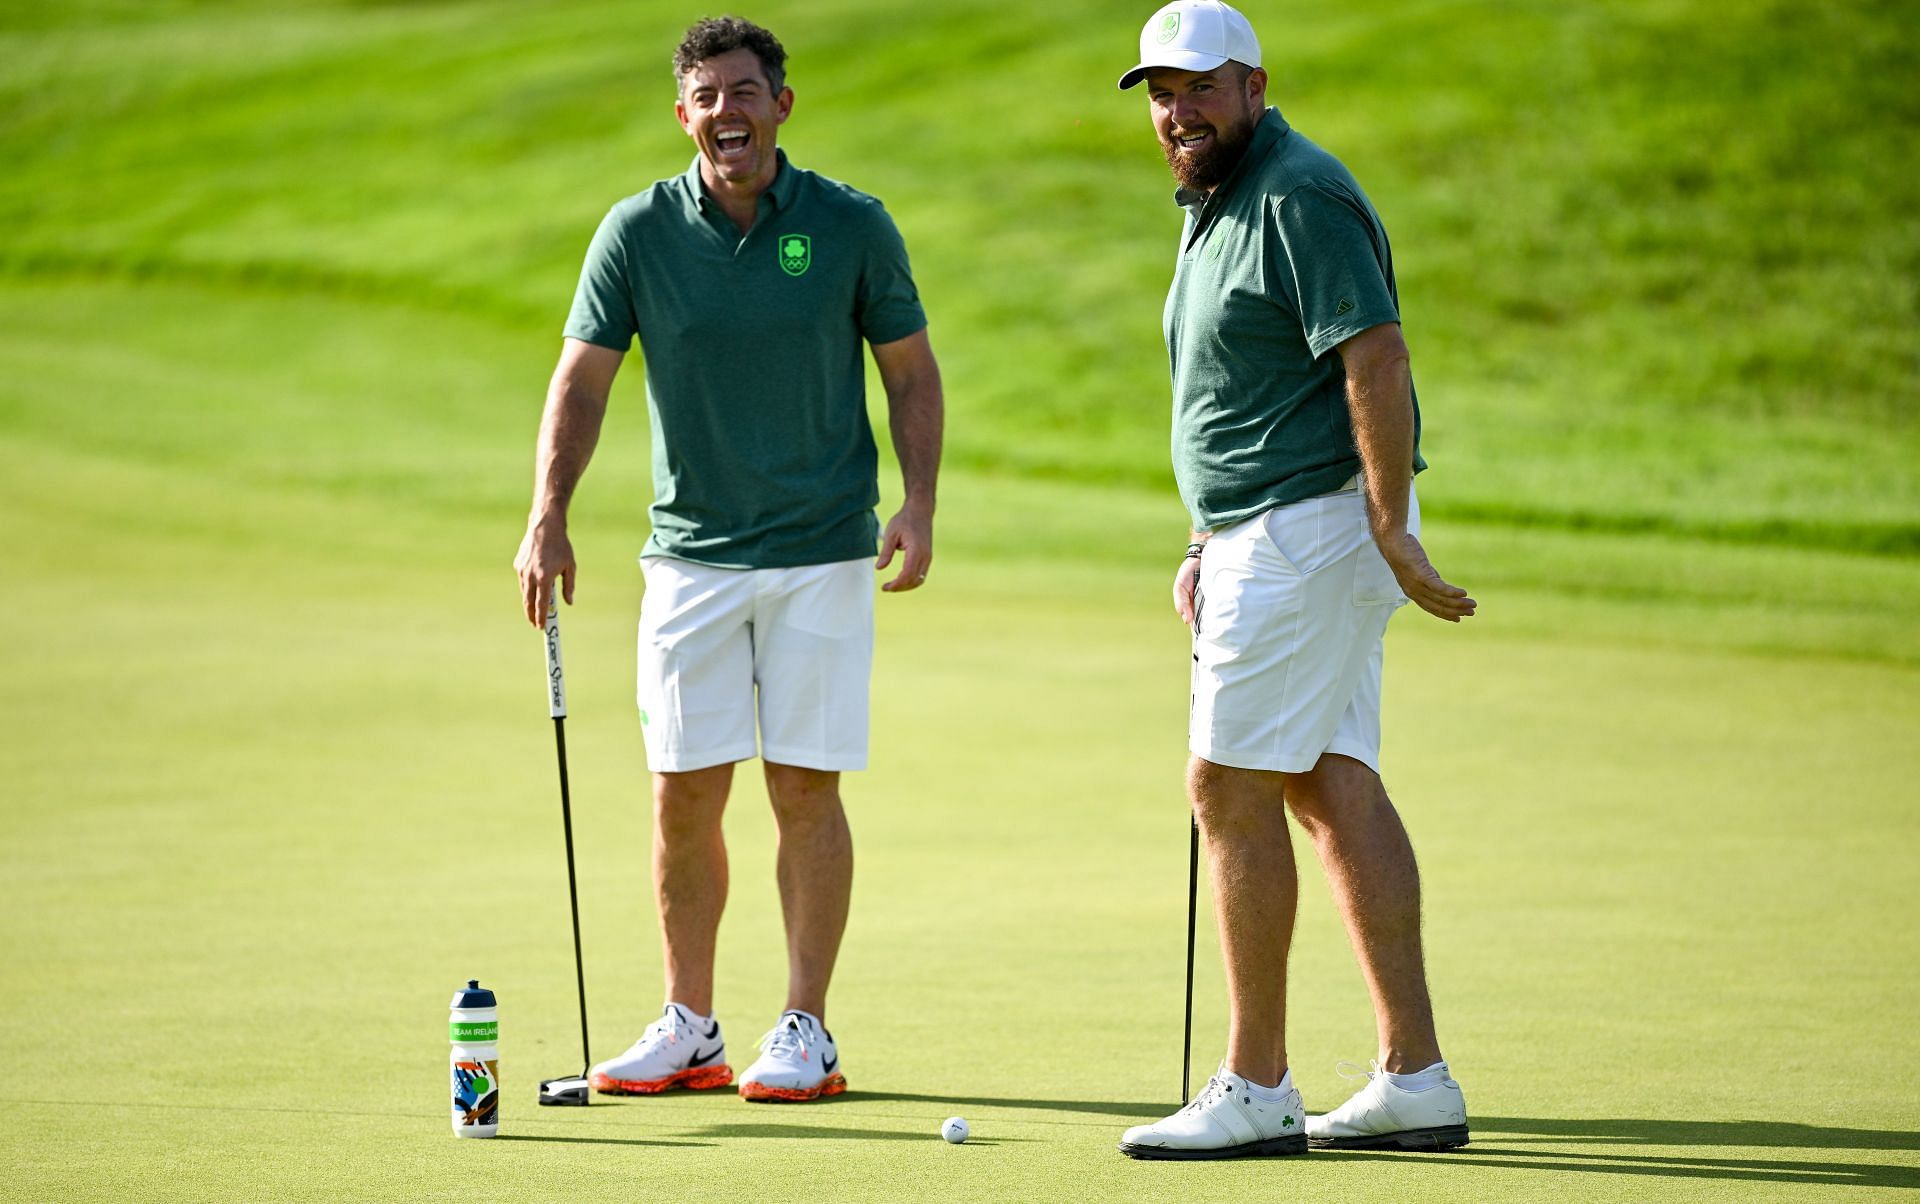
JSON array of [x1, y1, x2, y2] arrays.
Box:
[[764, 762, 853, 1023], [1283, 752, 1442, 1072], [653, 763, 734, 1017], [1189, 755, 1297, 1088]]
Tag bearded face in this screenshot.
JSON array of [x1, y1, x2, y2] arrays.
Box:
[[1146, 64, 1264, 193]]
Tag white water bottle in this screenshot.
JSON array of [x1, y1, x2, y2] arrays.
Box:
[[449, 980, 499, 1137]]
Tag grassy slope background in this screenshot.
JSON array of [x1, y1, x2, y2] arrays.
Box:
[[4, 0, 1916, 544], [1, 1, 1917, 1201]]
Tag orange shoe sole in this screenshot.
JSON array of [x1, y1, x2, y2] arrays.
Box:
[[590, 1064, 735, 1095], [739, 1072, 847, 1103]]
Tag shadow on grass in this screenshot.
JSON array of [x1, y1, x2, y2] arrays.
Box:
[[835, 1090, 1163, 1120], [1477, 1116, 1920, 1152], [1320, 1117, 1920, 1191], [494, 1134, 713, 1149]]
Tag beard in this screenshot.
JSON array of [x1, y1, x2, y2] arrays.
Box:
[[1160, 110, 1257, 193]]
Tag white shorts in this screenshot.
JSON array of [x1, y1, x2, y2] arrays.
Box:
[[1190, 482, 1416, 774], [637, 556, 874, 774]]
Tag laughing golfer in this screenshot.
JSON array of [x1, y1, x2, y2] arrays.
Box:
[[514, 16, 942, 1104], [1113, 1, 1476, 1160]]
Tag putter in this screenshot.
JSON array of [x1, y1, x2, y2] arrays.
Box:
[[1182, 575, 1203, 1106], [537, 599, 592, 1107], [1183, 815, 1198, 1105]]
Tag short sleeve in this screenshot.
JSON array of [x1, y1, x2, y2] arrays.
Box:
[[1271, 183, 1400, 359], [855, 204, 928, 346], [563, 206, 639, 351]]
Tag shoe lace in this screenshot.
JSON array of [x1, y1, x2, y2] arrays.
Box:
[[1180, 1071, 1231, 1115], [631, 1007, 689, 1054], [756, 1014, 812, 1063], [1335, 1058, 1382, 1084]]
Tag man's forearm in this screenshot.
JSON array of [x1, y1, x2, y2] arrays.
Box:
[[887, 371, 943, 512], [1344, 344, 1416, 541], [529, 374, 610, 524]]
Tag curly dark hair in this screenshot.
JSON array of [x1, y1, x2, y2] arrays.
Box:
[[673, 16, 787, 95]]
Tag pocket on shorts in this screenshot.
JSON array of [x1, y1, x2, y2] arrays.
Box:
[[1255, 501, 1322, 577], [637, 557, 689, 642], [1352, 539, 1407, 607], [777, 560, 873, 639]]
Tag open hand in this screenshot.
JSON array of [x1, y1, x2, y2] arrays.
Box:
[[1379, 530, 1476, 622]]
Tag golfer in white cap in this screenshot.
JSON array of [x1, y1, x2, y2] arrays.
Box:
[[1113, 0, 1476, 1161]]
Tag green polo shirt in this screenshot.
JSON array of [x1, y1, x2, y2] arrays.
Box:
[[1165, 108, 1424, 532], [565, 150, 927, 568]]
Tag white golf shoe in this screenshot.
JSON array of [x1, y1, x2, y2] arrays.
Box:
[[739, 1009, 846, 1102], [1118, 1066, 1308, 1160], [1307, 1060, 1470, 1150], [588, 1003, 733, 1095]]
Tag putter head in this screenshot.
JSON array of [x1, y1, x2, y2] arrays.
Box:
[[538, 1074, 591, 1106]]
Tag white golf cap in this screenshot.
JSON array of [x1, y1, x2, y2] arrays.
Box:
[[1118, 0, 1261, 90]]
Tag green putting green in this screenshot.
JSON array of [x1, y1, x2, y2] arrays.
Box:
[[2, 0, 1916, 1198]]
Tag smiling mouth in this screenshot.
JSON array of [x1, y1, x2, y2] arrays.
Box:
[[714, 128, 751, 159], [1172, 129, 1211, 152]]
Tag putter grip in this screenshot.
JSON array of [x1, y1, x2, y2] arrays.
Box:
[[544, 601, 567, 719]]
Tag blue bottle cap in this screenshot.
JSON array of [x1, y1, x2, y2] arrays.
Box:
[[451, 979, 497, 1008]]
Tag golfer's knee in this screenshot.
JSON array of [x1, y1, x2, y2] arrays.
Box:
[[1283, 780, 1334, 831], [1187, 753, 1236, 793], [765, 763, 842, 827], [1284, 757, 1388, 830], [653, 768, 729, 835], [1187, 756, 1275, 831]]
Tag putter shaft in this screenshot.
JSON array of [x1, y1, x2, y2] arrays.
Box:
[[1183, 815, 1198, 1104], [553, 714, 591, 1075]]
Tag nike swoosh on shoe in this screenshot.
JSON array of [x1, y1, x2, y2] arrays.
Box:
[[689, 1045, 725, 1067]]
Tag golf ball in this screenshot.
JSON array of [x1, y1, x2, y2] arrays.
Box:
[[941, 1116, 969, 1144]]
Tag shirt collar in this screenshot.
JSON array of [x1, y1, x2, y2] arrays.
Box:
[[683, 147, 798, 216]]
